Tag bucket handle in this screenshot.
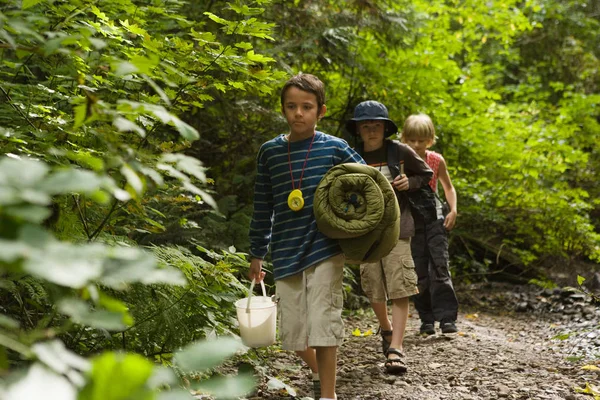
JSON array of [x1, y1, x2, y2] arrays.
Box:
[[245, 279, 267, 313]]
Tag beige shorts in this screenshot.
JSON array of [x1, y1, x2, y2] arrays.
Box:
[[360, 238, 418, 303], [276, 254, 345, 351]]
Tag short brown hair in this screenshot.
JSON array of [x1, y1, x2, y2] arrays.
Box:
[[401, 114, 436, 145], [280, 73, 325, 110]]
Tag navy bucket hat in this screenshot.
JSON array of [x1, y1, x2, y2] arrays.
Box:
[[345, 100, 399, 138]]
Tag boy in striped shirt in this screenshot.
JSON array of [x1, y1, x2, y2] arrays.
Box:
[[248, 73, 364, 400]]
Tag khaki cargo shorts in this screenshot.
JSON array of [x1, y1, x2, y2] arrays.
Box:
[[360, 238, 418, 303], [276, 253, 345, 351]]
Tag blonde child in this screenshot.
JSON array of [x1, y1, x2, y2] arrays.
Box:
[[401, 114, 459, 334]]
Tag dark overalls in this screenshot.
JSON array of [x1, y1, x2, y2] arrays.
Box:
[[410, 200, 459, 323]]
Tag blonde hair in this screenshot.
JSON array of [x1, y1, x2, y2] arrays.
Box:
[[401, 114, 436, 145]]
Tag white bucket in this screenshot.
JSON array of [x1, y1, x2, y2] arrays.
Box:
[[234, 279, 277, 348]]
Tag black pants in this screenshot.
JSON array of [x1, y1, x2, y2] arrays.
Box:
[[411, 217, 458, 323]]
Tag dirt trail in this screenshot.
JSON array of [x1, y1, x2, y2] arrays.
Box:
[[250, 289, 599, 400]]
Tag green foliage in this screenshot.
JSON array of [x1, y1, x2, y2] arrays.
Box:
[[529, 278, 557, 290], [239, 0, 600, 272], [1, 0, 279, 396]]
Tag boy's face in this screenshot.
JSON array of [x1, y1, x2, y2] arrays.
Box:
[[281, 86, 326, 138], [404, 137, 431, 157], [358, 120, 385, 151]]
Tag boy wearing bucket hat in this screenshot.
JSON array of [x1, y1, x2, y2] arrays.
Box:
[[346, 100, 434, 374], [248, 73, 364, 400]]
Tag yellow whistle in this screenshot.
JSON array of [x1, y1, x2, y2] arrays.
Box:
[[287, 189, 305, 211]]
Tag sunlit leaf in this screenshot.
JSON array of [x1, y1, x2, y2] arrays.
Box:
[[121, 164, 144, 195], [58, 298, 131, 330], [0, 314, 19, 329], [157, 391, 195, 400], [21, 0, 45, 9], [581, 365, 600, 371], [266, 376, 296, 396], [113, 117, 146, 138], [79, 353, 154, 400], [32, 340, 89, 375], [24, 243, 105, 288], [174, 337, 245, 372], [40, 169, 103, 195], [193, 373, 255, 399], [4, 363, 76, 400]]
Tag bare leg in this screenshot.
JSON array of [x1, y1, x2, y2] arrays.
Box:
[[315, 346, 337, 399], [371, 301, 392, 331], [389, 297, 409, 352], [295, 348, 318, 373]]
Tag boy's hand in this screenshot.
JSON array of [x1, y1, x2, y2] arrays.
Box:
[[392, 175, 409, 192], [249, 258, 266, 283], [444, 210, 457, 231]]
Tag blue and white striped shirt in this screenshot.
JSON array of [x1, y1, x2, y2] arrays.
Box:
[[249, 131, 365, 280]]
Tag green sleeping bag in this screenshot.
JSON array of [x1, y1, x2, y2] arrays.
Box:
[[314, 163, 400, 263]]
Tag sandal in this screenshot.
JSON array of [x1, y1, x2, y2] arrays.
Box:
[[384, 348, 407, 374], [377, 327, 393, 355]]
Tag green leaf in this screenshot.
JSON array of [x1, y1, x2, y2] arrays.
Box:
[[182, 182, 217, 209], [228, 80, 246, 90], [266, 376, 297, 396], [246, 50, 274, 63], [203, 12, 229, 25], [5, 205, 52, 223], [100, 247, 185, 288], [73, 102, 87, 129], [23, 242, 105, 288], [22, 0, 45, 9], [79, 353, 154, 400], [0, 314, 19, 329], [156, 391, 195, 400], [58, 298, 130, 330], [40, 169, 104, 195], [0, 29, 16, 49], [0, 157, 49, 188], [67, 151, 105, 172], [174, 337, 245, 372], [214, 83, 227, 93], [120, 19, 148, 37], [129, 55, 159, 75], [193, 374, 255, 399], [552, 333, 571, 341], [160, 154, 206, 181], [576, 275, 586, 286], [235, 42, 253, 50], [121, 164, 144, 196], [113, 117, 146, 138], [116, 101, 199, 141], [32, 340, 89, 375], [4, 364, 76, 399], [141, 74, 171, 106], [112, 61, 138, 76], [147, 367, 179, 389], [172, 118, 199, 141], [90, 5, 108, 21]]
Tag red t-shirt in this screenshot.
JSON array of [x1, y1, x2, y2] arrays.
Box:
[[425, 150, 443, 192]]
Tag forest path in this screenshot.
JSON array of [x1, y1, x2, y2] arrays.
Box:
[[248, 285, 599, 400]]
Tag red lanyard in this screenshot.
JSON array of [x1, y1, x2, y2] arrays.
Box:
[[288, 133, 316, 191]]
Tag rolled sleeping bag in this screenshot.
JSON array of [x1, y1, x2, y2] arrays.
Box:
[[314, 163, 400, 263]]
